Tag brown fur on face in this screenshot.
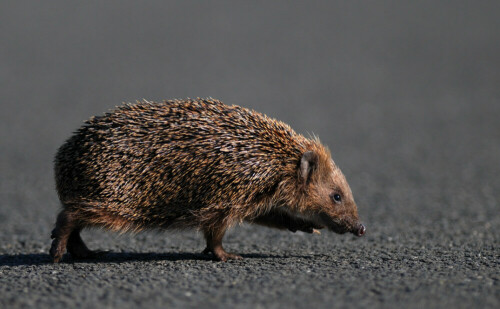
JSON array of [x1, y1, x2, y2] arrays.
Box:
[[270, 140, 362, 235]]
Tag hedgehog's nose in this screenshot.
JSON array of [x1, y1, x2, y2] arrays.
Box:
[[356, 224, 366, 237]]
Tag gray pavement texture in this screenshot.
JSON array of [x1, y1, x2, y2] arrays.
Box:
[[1, 1, 499, 308]]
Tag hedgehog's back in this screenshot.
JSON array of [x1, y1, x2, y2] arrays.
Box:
[[54, 98, 314, 223]]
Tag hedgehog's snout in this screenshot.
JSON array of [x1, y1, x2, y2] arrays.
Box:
[[354, 223, 366, 237]]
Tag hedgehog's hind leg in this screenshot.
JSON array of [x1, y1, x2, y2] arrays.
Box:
[[202, 226, 242, 262], [66, 229, 108, 260], [50, 208, 107, 262], [50, 209, 76, 262]]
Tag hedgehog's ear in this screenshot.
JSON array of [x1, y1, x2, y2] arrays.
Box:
[[300, 151, 318, 184]]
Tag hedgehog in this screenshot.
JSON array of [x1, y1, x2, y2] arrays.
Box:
[[50, 98, 365, 262]]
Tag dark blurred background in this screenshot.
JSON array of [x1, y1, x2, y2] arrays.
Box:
[[2, 1, 499, 167], [1, 1, 499, 308]]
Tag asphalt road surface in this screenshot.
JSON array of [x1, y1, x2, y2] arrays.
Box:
[[1, 1, 499, 308]]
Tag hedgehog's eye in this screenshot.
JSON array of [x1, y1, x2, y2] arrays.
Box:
[[330, 193, 342, 203]]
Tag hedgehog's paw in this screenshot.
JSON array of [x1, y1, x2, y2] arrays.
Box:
[[50, 238, 66, 263], [289, 224, 324, 234], [202, 246, 242, 262], [216, 252, 243, 262]]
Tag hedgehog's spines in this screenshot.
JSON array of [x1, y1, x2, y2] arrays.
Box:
[[54, 98, 332, 233]]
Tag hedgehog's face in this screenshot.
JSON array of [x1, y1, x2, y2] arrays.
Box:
[[298, 151, 365, 237]]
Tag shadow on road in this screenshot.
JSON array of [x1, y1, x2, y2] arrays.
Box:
[[0, 253, 52, 266], [0, 251, 304, 266]]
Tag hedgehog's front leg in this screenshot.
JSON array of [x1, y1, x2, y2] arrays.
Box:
[[202, 226, 242, 262], [251, 210, 324, 234]]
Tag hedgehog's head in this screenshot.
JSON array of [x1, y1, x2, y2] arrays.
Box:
[[294, 149, 365, 237]]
